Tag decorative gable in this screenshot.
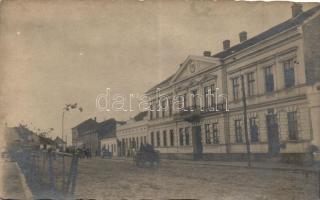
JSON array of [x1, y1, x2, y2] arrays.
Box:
[[170, 55, 221, 84]]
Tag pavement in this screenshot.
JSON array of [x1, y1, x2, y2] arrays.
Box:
[[110, 156, 320, 174], [0, 156, 33, 199], [75, 157, 319, 200]]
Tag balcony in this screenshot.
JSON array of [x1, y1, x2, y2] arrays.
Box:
[[174, 104, 227, 122], [173, 106, 202, 122]]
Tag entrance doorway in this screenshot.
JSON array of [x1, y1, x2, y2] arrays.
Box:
[[192, 125, 203, 160], [266, 113, 280, 156]]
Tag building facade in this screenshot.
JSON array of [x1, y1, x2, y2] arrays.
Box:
[[143, 4, 320, 162], [72, 118, 122, 155], [111, 112, 148, 157]]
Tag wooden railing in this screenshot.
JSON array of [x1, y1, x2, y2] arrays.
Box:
[[10, 148, 79, 198]]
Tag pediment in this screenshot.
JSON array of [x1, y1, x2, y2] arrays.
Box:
[[170, 55, 220, 84]]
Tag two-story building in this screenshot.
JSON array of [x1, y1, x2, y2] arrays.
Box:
[[72, 118, 123, 155], [144, 4, 320, 162]]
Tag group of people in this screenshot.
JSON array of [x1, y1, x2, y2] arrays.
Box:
[[76, 148, 92, 159]]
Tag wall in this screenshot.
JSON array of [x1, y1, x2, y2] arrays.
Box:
[[303, 14, 320, 84]]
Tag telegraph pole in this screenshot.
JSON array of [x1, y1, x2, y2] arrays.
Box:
[[62, 103, 83, 151], [241, 74, 252, 168]]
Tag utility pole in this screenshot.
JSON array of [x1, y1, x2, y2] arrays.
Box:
[[62, 103, 83, 151], [241, 74, 252, 168], [62, 109, 65, 150]]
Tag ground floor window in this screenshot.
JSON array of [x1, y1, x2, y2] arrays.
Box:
[[156, 131, 160, 147], [150, 132, 154, 146], [287, 111, 298, 140], [205, 124, 211, 144], [249, 117, 259, 142], [212, 123, 219, 144], [185, 127, 190, 145], [179, 128, 184, 146], [170, 130, 174, 146], [132, 138, 136, 148], [163, 131, 167, 147], [235, 119, 243, 143]]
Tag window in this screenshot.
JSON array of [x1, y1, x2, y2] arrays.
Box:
[[163, 130, 167, 147], [249, 117, 259, 142], [205, 124, 211, 144], [264, 66, 274, 92], [235, 120, 243, 143], [212, 123, 219, 144], [150, 104, 153, 120], [185, 127, 190, 145], [183, 93, 187, 108], [247, 72, 255, 96], [132, 138, 136, 148], [150, 132, 154, 146], [210, 84, 215, 107], [170, 130, 174, 146], [232, 77, 240, 100], [178, 95, 185, 111], [191, 89, 197, 109], [169, 99, 173, 116], [162, 100, 166, 118], [179, 128, 184, 146], [204, 84, 216, 109], [156, 131, 160, 147], [204, 86, 210, 108], [155, 102, 159, 119], [283, 59, 295, 88], [287, 111, 298, 140]]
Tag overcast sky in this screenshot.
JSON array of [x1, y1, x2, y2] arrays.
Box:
[[0, 0, 318, 142]]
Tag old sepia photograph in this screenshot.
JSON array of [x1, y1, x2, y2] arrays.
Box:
[[1, 0, 320, 199]]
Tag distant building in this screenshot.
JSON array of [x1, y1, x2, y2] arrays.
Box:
[[105, 111, 148, 157], [6, 126, 56, 150], [54, 136, 66, 150], [39, 136, 56, 150], [72, 117, 124, 155], [72, 118, 98, 150]]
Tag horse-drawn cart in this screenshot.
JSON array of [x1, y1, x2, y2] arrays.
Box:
[[133, 144, 160, 167]]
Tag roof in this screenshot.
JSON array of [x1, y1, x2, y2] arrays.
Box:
[[146, 75, 174, 94], [145, 5, 320, 95], [146, 6, 320, 93], [97, 118, 117, 139], [133, 111, 148, 121], [212, 5, 320, 59], [54, 136, 66, 144], [39, 136, 56, 145], [72, 118, 98, 134]]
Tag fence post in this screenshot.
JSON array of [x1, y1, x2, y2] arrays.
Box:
[[66, 153, 79, 195], [48, 151, 56, 193], [62, 155, 65, 192], [31, 153, 36, 182], [70, 153, 79, 195]]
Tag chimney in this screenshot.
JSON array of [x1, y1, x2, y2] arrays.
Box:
[[291, 3, 303, 18], [223, 40, 230, 51], [203, 51, 211, 57], [239, 31, 247, 43]]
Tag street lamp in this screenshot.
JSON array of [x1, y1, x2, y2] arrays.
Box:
[[62, 103, 83, 151]]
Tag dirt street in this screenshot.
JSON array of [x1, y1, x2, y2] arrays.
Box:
[[74, 158, 318, 200]]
